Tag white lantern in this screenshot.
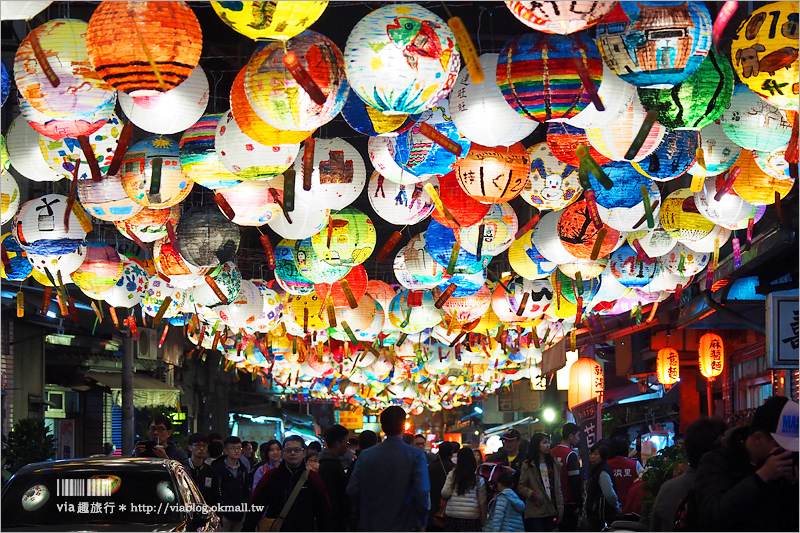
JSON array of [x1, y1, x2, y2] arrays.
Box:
[[586, 97, 667, 162], [215, 180, 282, 227], [216, 279, 264, 331], [694, 175, 758, 230], [455, 203, 518, 257], [367, 136, 436, 185], [13, 194, 86, 255], [269, 202, 329, 242], [6, 115, 64, 182], [718, 85, 793, 152], [39, 113, 122, 181], [567, 63, 637, 129], [27, 245, 86, 283], [1, 1, 52, 20], [587, 262, 629, 312], [402, 233, 446, 289], [142, 275, 186, 318], [687, 122, 742, 177], [394, 243, 437, 290], [100, 256, 149, 308], [188, 261, 242, 308], [449, 53, 539, 146], [1, 173, 21, 224], [662, 241, 710, 277], [682, 225, 731, 253], [291, 138, 366, 210], [532, 209, 577, 264], [368, 172, 437, 226]]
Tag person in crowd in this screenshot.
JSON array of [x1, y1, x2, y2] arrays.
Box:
[[695, 396, 799, 532], [306, 449, 320, 472], [347, 405, 431, 531], [484, 469, 525, 533], [207, 440, 224, 465], [518, 432, 563, 532], [551, 423, 583, 531], [620, 469, 645, 518], [242, 441, 255, 470], [650, 417, 728, 531], [441, 446, 487, 531], [318, 424, 350, 532], [358, 430, 378, 452], [341, 437, 357, 472], [428, 441, 457, 531], [244, 435, 332, 532], [252, 439, 282, 490], [487, 429, 526, 491], [134, 414, 188, 462], [211, 436, 250, 532], [308, 440, 322, 454], [415, 433, 435, 464], [473, 448, 484, 465], [404, 433, 417, 445], [183, 433, 221, 506], [582, 440, 620, 531], [607, 435, 643, 506]]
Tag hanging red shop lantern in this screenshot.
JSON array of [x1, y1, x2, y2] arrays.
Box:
[[568, 357, 603, 410], [656, 347, 680, 388]]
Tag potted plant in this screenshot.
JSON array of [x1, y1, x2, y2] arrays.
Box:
[[2, 418, 57, 476]]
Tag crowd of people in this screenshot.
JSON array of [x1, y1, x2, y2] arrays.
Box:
[[133, 395, 798, 532]]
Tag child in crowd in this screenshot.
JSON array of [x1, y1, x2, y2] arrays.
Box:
[[484, 470, 525, 532]]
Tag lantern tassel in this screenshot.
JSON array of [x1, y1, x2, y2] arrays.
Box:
[[339, 278, 358, 308], [302, 138, 315, 191], [625, 110, 659, 161], [107, 123, 134, 177], [326, 297, 337, 328], [633, 199, 659, 230], [515, 292, 529, 317], [446, 241, 460, 275], [204, 275, 229, 304], [630, 238, 655, 265], [16, 291, 24, 318], [690, 148, 706, 192], [77, 135, 103, 182], [407, 290, 423, 308], [260, 234, 276, 270], [0, 244, 10, 272], [435, 284, 457, 309], [282, 52, 327, 106], [268, 186, 293, 223], [576, 145, 613, 189], [775, 191, 784, 224], [165, 220, 182, 255], [732, 237, 742, 269], [153, 295, 172, 326], [132, 20, 168, 92], [641, 185, 655, 228], [158, 324, 169, 349], [515, 211, 539, 240], [447, 16, 484, 84], [590, 227, 607, 261], [713, 166, 741, 202], [214, 192, 236, 221], [64, 160, 80, 233], [746, 217, 754, 251], [419, 122, 463, 157], [90, 301, 103, 323], [423, 182, 459, 226], [584, 189, 603, 229], [376, 230, 403, 262], [39, 286, 53, 316], [28, 29, 59, 87], [476, 224, 486, 258], [109, 306, 120, 329], [571, 55, 604, 111]]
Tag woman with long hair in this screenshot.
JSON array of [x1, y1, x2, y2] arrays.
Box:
[[518, 433, 563, 531], [582, 440, 620, 531], [441, 446, 488, 531]]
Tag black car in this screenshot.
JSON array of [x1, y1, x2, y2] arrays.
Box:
[[1, 458, 219, 531]]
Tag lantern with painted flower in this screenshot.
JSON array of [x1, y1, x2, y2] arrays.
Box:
[[179, 114, 242, 191], [210, 1, 328, 41], [114, 205, 180, 243], [587, 98, 667, 162], [344, 4, 460, 115], [310, 208, 376, 268], [40, 113, 123, 182], [718, 85, 793, 152], [121, 136, 193, 208], [453, 143, 529, 204], [176, 206, 240, 269], [698, 332, 724, 380], [523, 142, 582, 210], [568, 357, 603, 410], [497, 32, 603, 122], [504, 1, 615, 34], [86, 1, 202, 96], [13, 194, 86, 256], [71, 243, 124, 294], [142, 275, 185, 318], [394, 102, 471, 178]]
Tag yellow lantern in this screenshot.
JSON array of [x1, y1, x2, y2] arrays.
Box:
[[656, 347, 680, 388], [568, 357, 603, 410], [698, 332, 724, 380]]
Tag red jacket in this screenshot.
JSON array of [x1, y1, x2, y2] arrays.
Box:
[[607, 456, 640, 505]]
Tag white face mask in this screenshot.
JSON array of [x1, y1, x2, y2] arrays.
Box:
[[451, 454, 458, 465]]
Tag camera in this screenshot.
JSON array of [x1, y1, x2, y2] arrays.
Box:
[[136, 440, 158, 458]]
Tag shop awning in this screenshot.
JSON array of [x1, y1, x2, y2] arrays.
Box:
[[84, 372, 180, 409], [483, 416, 536, 438]]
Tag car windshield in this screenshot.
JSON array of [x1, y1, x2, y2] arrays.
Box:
[[1, 469, 185, 527]]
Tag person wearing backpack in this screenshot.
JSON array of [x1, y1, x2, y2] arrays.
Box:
[[650, 417, 727, 531], [484, 469, 525, 532], [441, 447, 487, 531]]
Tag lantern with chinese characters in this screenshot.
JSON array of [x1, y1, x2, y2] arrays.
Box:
[[656, 347, 680, 387], [86, 1, 203, 96], [455, 203, 518, 257], [244, 31, 348, 132], [176, 206, 241, 269], [215, 110, 300, 180], [632, 130, 700, 182], [77, 174, 143, 223], [547, 123, 612, 168], [450, 54, 539, 146], [638, 50, 734, 129], [587, 162, 662, 232], [698, 332, 724, 380], [310, 208, 376, 268], [100, 256, 148, 308], [6, 116, 65, 182], [731, 2, 799, 111], [14, 19, 115, 119], [118, 66, 209, 135], [523, 142, 582, 210], [13, 194, 86, 256], [730, 151, 795, 206], [215, 180, 282, 227], [314, 264, 368, 308], [608, 243, 660, 288], [660, 188, 715, 243], [504, 1, 615, 34], [368, 173, 437, 226], [71, 243, 124, 293], [453, 143, 530, 204], [274, 239, 314, 295], [121, 136, 193, 208], [394, 102, 471, 178], [497, 32, 603, 122], [210, 1, 327, 41], [293, 138, 367, 211], [1, 173, 20, 225], [567, 64, 637, 129], [595, 1, 712, 88], [508, 228, 558, 280], [39, 113, 123, 182], [568, 357, 603, 410], [587, 98, 667, 162], [687, 122, 742, 177], [430, 171, 490, 229], [682, 224, 731, 254], [718, 85, 793, 152], [344, 4, 460, 115], [558, 198, 626, 259], [341, 90, 416, 137], [179, 114, 242, 191], [114, 205, 180, 243], [0, 234, 32, 282], [142, 275, 185, 318], [662, 241, 709, 276]]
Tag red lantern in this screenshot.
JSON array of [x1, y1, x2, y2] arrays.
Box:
[[313, 264, 368, 309], [698, 332, 724, 381], [656, 347, 680, 388], [430, 171, 490, 229], [568, 357, 603, 410]]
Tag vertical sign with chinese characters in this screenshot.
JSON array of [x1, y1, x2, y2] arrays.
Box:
[[572, 397, 603, 475], [767, 293, 800, 369]]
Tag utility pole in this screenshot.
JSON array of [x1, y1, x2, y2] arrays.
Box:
[[121, 335, 135, 456]]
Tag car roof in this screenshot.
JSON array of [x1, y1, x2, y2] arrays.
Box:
[[12, 458, 180, 476]]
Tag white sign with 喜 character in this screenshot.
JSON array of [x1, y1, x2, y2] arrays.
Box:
[[767, 293, 800, 369]]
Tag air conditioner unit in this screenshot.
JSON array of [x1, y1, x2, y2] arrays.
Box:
[[44, 390, 66, 419], [137, 328, 158, 360]]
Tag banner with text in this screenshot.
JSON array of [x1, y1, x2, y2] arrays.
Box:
[[572, 397, 603, 475]]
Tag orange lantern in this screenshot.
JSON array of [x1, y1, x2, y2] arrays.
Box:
[[452, 143, 530, 204], [698, 332, 724, 381], [656, 347, 680, 388], [568, 357, 603, 410]]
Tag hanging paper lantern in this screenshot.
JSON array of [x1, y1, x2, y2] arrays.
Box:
[[388, 289, 442, 333], [730, 150, 795, 206], [558, 198, 626, 259], [547, 123, 612, 168], [0, 234, 32, 282], [292, 138, 367, 210], [314, 264, 368, 308], [753, 146, 792, 180], [368, 136, 435, 186], [639, 50, 734, 129], [179, 113, 242, 191], [368, 173, 437, 226], [175, 206, 240, 269], [401, 234, 446, 288], [367, 279, 397, 313], [686, 122, 742, 177], [118, 66, 209, 135], [731, 2, 799, 111], [344, 4, 460, 115], [567, 357, 603, 409], [310, 208, 376, 268], [450, 53, 539, 146], [608, 243, 660, 288], [244, 31, 348, 132], [71, 243, 123, 293], [86, 1, 202, 96], [286, 293, 328, 331], [437, 268, 487, 298], [274, 239, 315, 295], [13, 194, 86, 255], [215, 110, 300, 180], [6, 115, 65, 182], [210, 1, 327, 41], [152, 238, 206, 289], [491, 277, 552, 322], [718, 85, 793, 152], [522, 142, 581, 210], [27, 245, 86, 285], [586, 162, 662, 232], [188, 261, 241, 308], [394, 102, 471, 177], [341, 90, 416, 137], [77, 173, 143, 223], [114, 205, 180, 243], [682, 225, 731, 254], [558, 257, 609, 280], [632, 130, 700, 182], [216, 279, 263, 330], [142, 275, 186, 318], [662, 241, 709, 276], [333, 294, 381, 341], [698, 332, 724, 380], [430, 171, 490, 229], [18, 90, 116, 142], [120, 136, 193, 208], [0, 135, 8, 175], [98, 256, 147, 308], [215, 180, 282, 227], [504, 1, 615, 34], [0, 62, 8, 107], [533, 209, 578, 264], [587, 98, 667, 162], [248, 282, 284, 333], [14, 19, 115, 119], [293, 237, 350, 285], [595, 1, 712, 88], [627, 222, 677, 258], [508, 228, 558, 280], [567, 63, 638, 129], [694, 174, 758, 230], [497, 32, 603, 122], [39, 113, 122, 181], [268, 201, 329, 240], [454, 203, 518, 257], [587, 262, 628, 312], [1, 173, 21, 225], [453, 143, 530, 204], [441, 284, 492, 323], [1, 1, 52, 21], [660, 188, 715, 243], [639, 266, 685, 294]]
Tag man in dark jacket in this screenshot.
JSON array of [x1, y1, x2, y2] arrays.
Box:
[[487, 429, 527, 491], [427, 441, 456, 531], [183, 433, 221, 506], [695, 396, 799, 532], [134, 414, 188, 462], [211, 436, 250, 531], [318, 424, 350, 531], [244, 435, 332, 532]]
